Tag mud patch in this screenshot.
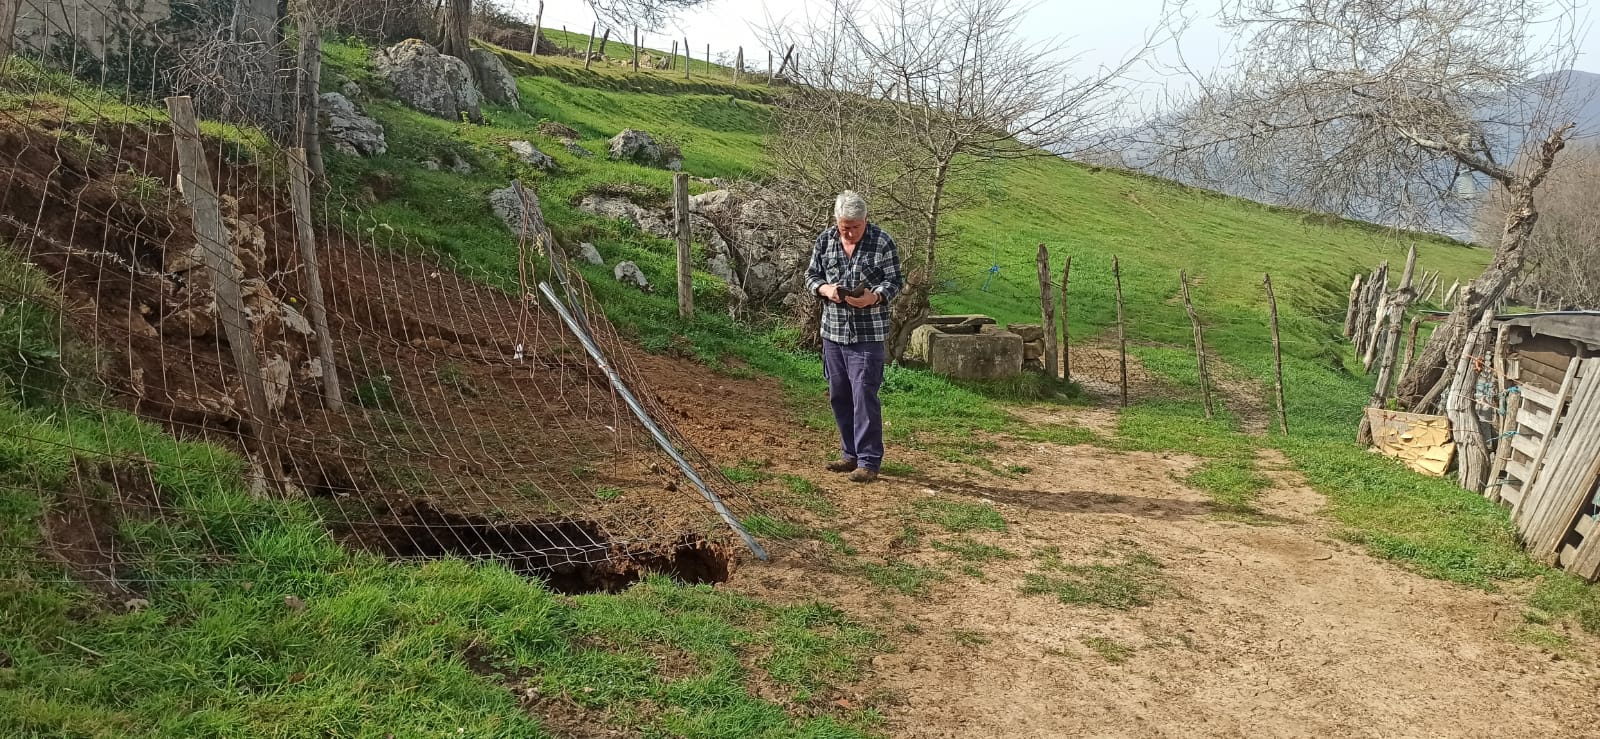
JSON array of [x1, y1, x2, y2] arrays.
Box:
[[341, 500, 734, 594], [38, 459, 163, 604]]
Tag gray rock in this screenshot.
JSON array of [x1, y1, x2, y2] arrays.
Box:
[[706, 253, 734, 283], [576, 194, 673, 238], [488, 186, 525, 232], [318, 92, 386, 156], [613, 261, 650, 291], [507, 140, 555, 170], [340, 80, 361, 99], [560, 138, 593, 158], [608, 128, 666, 165], [468, 48, 520, 109], [374, 39, 482, 122], [577, 242, 604, 265]]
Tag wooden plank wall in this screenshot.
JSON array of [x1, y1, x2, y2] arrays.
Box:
[[1496, 329, 1600, 582]]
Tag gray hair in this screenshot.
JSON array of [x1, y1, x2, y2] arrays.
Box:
[[834, 190, 868, 221]]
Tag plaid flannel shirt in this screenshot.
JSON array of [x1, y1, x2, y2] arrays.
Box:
[[804, 223, 904, 345]]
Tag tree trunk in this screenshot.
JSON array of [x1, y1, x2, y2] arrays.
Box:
[[888, 161, 950, 363], [1395, 125, 1572, 411], [439, 0, 471, 61]]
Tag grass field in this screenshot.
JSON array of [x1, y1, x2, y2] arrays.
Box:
[[2, 33, 1597, 737]]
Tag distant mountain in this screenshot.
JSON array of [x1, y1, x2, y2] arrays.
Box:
[[1105, 69, 1600, 240]]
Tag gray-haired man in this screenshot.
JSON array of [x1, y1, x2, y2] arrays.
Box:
[[804, 191, 905, 483]]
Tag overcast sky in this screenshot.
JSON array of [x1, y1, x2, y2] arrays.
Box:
[[510, 0, 1599, 116]]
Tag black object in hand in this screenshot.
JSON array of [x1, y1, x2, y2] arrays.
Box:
[[838, 284, 867, 298]]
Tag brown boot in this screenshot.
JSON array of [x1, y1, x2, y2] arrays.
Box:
[[849, 467, 878, 483], [826, 458, 857, 473]]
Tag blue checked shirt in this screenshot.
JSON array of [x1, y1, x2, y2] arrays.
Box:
[[804, 223, 904, 345]]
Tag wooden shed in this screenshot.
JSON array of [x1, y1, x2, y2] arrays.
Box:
[[1489, 311, 1600, 580]]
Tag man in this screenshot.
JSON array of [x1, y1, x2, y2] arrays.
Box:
[[804, 191, 904, 483]]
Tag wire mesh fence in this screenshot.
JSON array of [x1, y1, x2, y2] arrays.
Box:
[[0, 1, 781, 600]]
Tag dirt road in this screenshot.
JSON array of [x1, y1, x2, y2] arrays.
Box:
[[701, 407, 1600, 738]]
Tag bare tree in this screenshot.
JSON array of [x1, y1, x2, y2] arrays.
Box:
[[586, 0, 710, 31], [1148, 0, 1581, 411], [1475, 141, 1600, 309], [765, 0, 1155, 359]]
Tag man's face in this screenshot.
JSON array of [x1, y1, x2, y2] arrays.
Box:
[[837, 217, 866, 244]]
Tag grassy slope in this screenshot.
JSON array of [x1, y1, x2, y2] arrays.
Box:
[[4, 33, 1597, 736]]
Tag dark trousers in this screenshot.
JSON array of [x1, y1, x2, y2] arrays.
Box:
[[822, 338, 886, 470]]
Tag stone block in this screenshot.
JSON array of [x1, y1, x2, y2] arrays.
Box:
[[925, 330, 1023, 380], [1023, 340, 1045, 360], [1008, 323, 1045, 342]]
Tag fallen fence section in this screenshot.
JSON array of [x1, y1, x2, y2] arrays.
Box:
[[537, 281, 770, 561]]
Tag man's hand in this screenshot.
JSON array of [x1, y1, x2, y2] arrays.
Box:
[[818, 284, 842, 303], [843, 289, 881, 309]]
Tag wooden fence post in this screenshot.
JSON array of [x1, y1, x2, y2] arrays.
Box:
[[1060, 255, 1071, 384], [287, 147, 343, 412], [1264, 273, 1288, 435], [598, 27, 611, 58], [673, 172, 693, 319], [768, 49, 774, 84], [1342, 274, 1362, 337], [1485, 389, 1523, 504], [1114, 256, 1128, 407], [777, 44, 794, 78], [293, 12, 325, 181], [734, 46, 743, 84], [670, 40, 678, 70], [1036, 244, 1058, 379], [530, 0, 543, 54], [0, 0, 18, 60], [1448, 311, 1495, 492], [584, 22, 596, 70], [632, 27, 639, 72], [1397, 315, 1423, 387], [1358, 245, 1418, 443], [561, 26, 568, 53], [684, 37, 691, 79], [706, 43, 710, 78], [165, 95, 285, 491], [1181, 269, 1214, 419]]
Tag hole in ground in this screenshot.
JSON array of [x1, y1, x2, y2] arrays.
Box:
[[340, 500, 733, 594]]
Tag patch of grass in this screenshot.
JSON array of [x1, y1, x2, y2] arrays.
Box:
[[1081, 636, 1134, 664], [950, 629, 990, 648], [721, 459, 773, 485], [776, 473, 837, 517], [879, 460, 920, 477], [1109, 400, 1255, 460], [912, 499, 1007, 533], [958, 564, 985, 579], [594, 486, 623, 501], [816, 529, 857, 556], [931, 537, 1016, 563], [1528, 574, 1600, 633], [1185, 458, 1271, 519], [741, 514, 806, 539], [352, 374, 396, 409], [437, 363, 478, 397], [1510, 625, 1573, 654], [860, 560, 946, 597], [1021, 547, 1169, 610], [1005, 464, 1032, 476], [892, 523, 923, 550]]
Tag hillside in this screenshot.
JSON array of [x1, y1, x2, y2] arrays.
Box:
[[7, 30, 1600, 739]]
